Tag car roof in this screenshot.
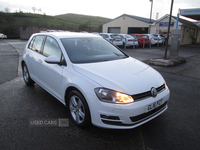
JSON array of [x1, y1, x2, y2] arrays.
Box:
[[100, 33, 119, 35], [130, 34, 142, 37], [32, 32, 100, 39], [144, 34, 153, 36]]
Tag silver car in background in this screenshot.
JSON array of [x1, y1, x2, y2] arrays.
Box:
[[153, 34, 165, 45], [118, 34, 139, 48], [0, 33, 7, 39], [99, 33, 123, 47], [144, 34, 159, 45]]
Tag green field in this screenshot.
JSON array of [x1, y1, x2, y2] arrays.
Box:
[[0, 12, 111, 38]]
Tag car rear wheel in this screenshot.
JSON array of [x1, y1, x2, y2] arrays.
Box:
[[68, 90, 91, 128], [22, 63, 35, 85]]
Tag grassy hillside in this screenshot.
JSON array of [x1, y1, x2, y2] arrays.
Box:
[[55, 13, 110, 32], [0, 12, 111, 38], [56, 13, 110, 24]]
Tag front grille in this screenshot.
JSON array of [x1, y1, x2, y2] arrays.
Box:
[[131, 84, 165, 101], [157, 84, 165, 92]]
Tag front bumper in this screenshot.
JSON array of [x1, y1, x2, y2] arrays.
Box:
[[87, 88, 170, 129]]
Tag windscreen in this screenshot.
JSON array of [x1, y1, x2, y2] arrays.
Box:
[[131, 35, 139, 38], [61, 37, 128, 63], [110, 35, 121, 39]]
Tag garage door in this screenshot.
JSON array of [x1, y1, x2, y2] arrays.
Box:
[[128, 27, 148, 34], [108, 27, 120, 33]]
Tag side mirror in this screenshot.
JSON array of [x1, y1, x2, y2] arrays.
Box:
[[44, 55, 61, 65]]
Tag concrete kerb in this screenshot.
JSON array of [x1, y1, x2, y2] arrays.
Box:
[[122, 46, 188, 67], [148, 57, 186, 67]]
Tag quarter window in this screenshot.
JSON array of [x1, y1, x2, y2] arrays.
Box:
[[43, 37, 62, 59]]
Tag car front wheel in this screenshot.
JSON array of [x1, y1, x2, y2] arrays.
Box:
[[68, 90, 91, 128]]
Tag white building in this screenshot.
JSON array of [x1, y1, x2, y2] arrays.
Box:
[[102, 14, 155, 34], [102, 13, 200, 45], [151, 14, 200, 45]]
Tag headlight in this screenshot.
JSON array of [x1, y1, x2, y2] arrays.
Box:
[[94, 88, 134, 104], [165, 81, 168, 89]]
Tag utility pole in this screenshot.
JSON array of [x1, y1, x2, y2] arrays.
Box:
[[149, 0, 153, 34], [164, 0, 174, 59]]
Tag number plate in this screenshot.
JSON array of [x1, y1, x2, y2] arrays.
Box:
[[146, 99, 163, 112]]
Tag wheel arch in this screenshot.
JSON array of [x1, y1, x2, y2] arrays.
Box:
[[64, 86, 85, 106], [64, 86, 92, 127]]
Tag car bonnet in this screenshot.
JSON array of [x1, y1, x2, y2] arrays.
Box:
[[72, 57, 164, 95]]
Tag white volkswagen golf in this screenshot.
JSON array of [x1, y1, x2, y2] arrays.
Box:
[[21, 32, 170, 129]]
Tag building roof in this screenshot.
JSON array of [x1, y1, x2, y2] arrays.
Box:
[[152, 14, 200, 29], [193, 22, 200, 27], [124, 14, 156, 24], [103, 13, 200, 29], [180, 8, 200, 21], [103, 14, 156, 25], [173, 16, 200, 29]]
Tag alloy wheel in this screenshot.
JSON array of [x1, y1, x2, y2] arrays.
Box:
[[69, 95, 85, 124]]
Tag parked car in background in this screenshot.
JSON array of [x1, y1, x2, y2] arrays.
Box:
[[92, 32, 100, 35], [21, 32, 170, 129], [118, 34, 139, 48], [100, 33, 123, 47], [130, 34, 139, 47], [130, 34, 150, 47], [0, 33, 7, 39], [0, 33, 3, 38], [153, 34, 165, 45], [144, 34, 158, 45]]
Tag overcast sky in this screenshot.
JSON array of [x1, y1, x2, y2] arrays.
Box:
[[0, 0, 200, 21]]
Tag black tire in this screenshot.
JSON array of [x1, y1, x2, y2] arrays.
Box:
[[67, 90, 91, 128], [22, 63, 35, 86]]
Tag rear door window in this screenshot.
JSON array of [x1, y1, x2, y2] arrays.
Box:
[[28, 36, 46, 53]]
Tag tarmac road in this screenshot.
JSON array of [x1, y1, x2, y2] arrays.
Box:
[[0, 39, 200, 150]]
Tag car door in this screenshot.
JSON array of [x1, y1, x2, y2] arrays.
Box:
[[38, 36, 65, 101], [25, 35, 46, 83]]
